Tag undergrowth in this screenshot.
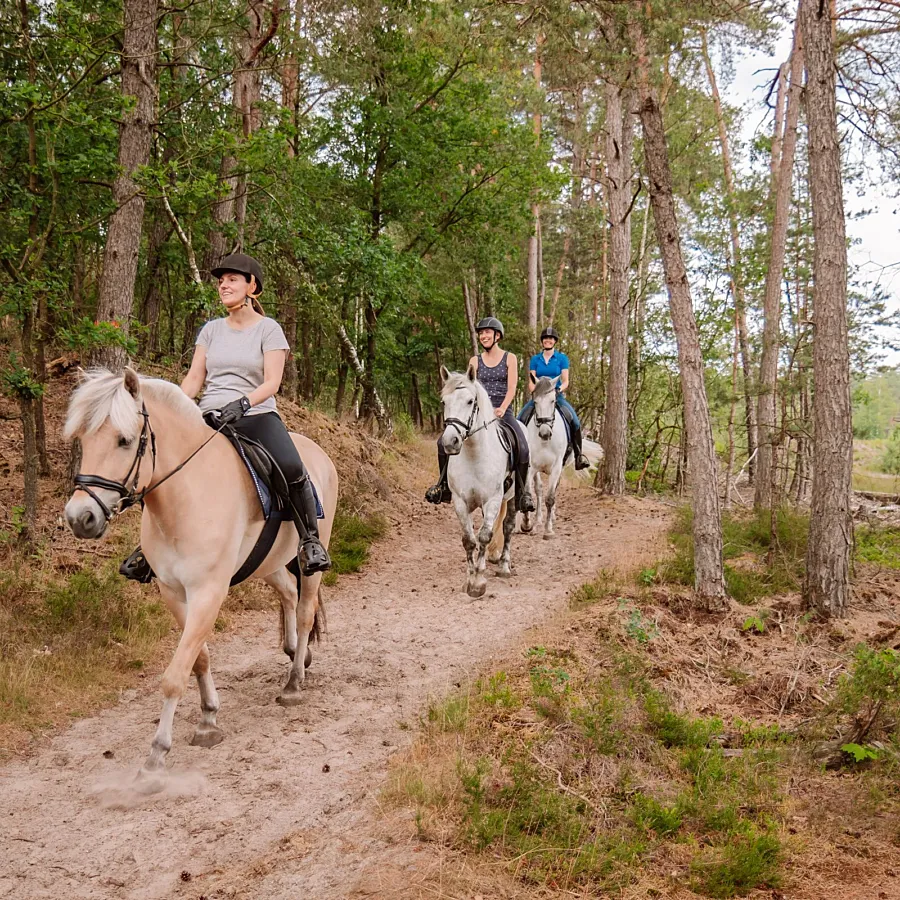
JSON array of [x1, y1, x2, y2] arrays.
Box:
[[0, 555, 170, 751], [386, 639, 789, 896], [321, 505, 388, 586], [655, 507, 900, 603]]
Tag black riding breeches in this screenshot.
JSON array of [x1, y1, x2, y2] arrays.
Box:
[[231, 412, 305, 483]]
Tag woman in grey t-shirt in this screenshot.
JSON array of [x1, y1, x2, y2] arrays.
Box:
[[179, 253, 331, 576]]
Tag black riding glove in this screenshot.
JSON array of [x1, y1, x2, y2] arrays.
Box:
[[214, 396, 251, 425]]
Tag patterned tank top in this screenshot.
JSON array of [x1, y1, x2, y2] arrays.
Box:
[[478, 352, 509, 409]]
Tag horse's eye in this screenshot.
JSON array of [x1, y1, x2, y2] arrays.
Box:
[[118, 435, 133, 448], [467, 398, 473, 406]]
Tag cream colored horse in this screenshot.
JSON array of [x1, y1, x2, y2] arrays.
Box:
[[64, 368, 337, 786]]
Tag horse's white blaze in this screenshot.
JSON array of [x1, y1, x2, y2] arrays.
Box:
[[64, 369, 338, 781], [440, 371, 517, 595]]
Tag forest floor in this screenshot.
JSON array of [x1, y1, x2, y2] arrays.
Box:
[[0, 428, 670, 899], [2, 383, 900, 898]]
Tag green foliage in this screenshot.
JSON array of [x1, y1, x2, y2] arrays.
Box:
[[741, 613, 768, 634], [57, 317, 139, 356], [841, 742, 879, 763], [1, 354, 44, 400], [856, 526, 900, 568], [834, 646, 900, 746], [659, 507, 808, 602], [691, 828, 782, 897], [321, 507, 387, 585]]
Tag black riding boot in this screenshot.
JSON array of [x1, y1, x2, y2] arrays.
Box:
[[570, 422, 591, 470], [515, 461, 536, 513], [288, 475, 332, 576], [425, 444, 452, 504]]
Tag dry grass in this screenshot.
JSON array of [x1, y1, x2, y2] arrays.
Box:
[[378, 562, 900, 899]]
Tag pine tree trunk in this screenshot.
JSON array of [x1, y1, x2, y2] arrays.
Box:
[[756, 20, 804, 508], [526, 35, 543, 335], [801, 0, 852, 618], [598, 80, 633, 495], [92, 0, 158, 371], [19, 395, 39, 540], [633, 20, 726, 609], [700, 31, 757, 482]]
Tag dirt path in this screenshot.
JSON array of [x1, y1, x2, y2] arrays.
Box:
[[0, 482, 668, 900]]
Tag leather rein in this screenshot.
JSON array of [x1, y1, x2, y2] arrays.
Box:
[[73, 403, 227, 523]]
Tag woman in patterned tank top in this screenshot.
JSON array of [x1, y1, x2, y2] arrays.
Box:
[[425, 317, 534, 513]]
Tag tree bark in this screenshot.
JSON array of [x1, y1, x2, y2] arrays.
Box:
[[801, 0, 852, 618], [526, 34, 543, 336], [756, 19, 804, 508], [700, 30, 757, 482], [92, 0, 158, 371], [598, 80, 633, 495], [632, 18, 726, 608], [462, 278, 479, 357]]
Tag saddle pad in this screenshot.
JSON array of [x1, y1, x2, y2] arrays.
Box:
[[231, 435, 324, 520], [496, 419, 517, 474]]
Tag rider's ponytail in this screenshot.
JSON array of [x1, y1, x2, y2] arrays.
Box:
[[250, 296, 265, 316]]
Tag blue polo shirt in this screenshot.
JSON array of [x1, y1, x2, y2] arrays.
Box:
[[529, 351, 569, 388]]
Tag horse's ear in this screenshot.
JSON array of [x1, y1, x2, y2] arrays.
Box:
[[466, 361, 477, 382], [123, 367, 141, 400], [439, 365, 451, 385], [550, 375, 560, 389], [529, 371, 536, 386]]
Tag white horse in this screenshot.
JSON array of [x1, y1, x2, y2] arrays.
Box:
[[439, 364, 517, 598], [521, 375, 603, 538], [63, 368, 337, 787]]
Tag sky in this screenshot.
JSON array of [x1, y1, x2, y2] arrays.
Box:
[[722, 32, 900, 367]]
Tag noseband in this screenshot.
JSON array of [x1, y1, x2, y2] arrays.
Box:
[[72, 403, 229, 523], [73, 403, 156, 521]]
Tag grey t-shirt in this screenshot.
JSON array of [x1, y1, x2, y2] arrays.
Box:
[[196, 317, 290, 416]]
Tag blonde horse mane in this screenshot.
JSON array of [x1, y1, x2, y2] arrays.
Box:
[[64, 369, 202, 439]]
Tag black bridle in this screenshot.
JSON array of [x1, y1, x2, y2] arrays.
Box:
[[442, 390, 496, 443], [73, 403, 227, 523]]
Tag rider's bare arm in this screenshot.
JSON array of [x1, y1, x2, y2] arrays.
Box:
[[181, 345, 208, 399], [560, 368, 570, 393], [497, 353, 518, 416], [245, 349, 287, 408]]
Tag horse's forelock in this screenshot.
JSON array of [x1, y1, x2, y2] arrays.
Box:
[[64, 370, 200, 439], [440, 371, 490, 410], [533, 377, 556, 399], [64, 369, 140, 439]]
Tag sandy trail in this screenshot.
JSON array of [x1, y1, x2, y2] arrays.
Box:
[[0, 482, 667, 900]]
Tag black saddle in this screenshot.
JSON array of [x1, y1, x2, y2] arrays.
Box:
[[495, 419, 518, 493]]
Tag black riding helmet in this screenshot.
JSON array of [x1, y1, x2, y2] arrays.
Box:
[[211, 253, 264, 295], [475, 316, 504, 340], [540, 326, 559, 342]]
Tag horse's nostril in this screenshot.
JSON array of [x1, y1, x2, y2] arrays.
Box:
[[80, 508, 96, 530]]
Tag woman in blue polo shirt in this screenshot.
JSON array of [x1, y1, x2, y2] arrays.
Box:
[[519, 327, 590, 470]]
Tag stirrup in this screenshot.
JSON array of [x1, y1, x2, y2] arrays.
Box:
[[120, 546, 155, 583], [300, 538, 332, 576], [517, 492, 536, 514], [425, 483, 452, 505], [575, 454, 591, 471]]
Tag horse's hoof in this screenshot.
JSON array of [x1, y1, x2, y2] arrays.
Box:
[[468, 582, 487, 599], [543, 532, 555, 540], [190, 724, 225, 748], [304, 646, 312, 669], [276, 691, 303, 707], [497, 568, 512, 578], [284, 646, 295, 661], [487, 553, 501, 565], [134, 766, 167, 795]]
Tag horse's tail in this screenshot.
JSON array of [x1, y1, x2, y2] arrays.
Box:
[[311, 586, 326, 644], [582, 439, 604, 468], [487, 495, 508, 562]]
